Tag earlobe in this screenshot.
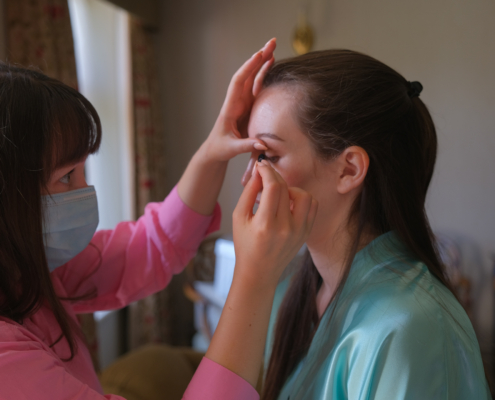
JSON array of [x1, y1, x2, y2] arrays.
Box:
[[337, 146, 369, 194]]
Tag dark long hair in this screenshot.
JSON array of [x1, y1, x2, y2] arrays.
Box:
[[261, 50, 455, 399], [0, 64, 101, 360]]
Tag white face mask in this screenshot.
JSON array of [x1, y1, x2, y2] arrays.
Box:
[[42, 186, 99, 272]]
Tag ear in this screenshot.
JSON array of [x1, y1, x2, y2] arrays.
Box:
[[336, 146, 369, 195]]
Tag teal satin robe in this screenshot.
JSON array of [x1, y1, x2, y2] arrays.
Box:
[[265, 232, 490, 399]]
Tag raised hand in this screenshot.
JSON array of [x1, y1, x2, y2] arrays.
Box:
[[205, 161, 317, 387], [177, 39, 276, 216], [203, 38, 276, 162], [233, 159, 318, 287]]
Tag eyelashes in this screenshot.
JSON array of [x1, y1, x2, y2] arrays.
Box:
[[258, 153, 279, 164], [59, 168, 75, 185]]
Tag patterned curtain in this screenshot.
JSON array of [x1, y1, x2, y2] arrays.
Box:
[[127, 16, 172, 349], [5, 0, 100, 372], [5, 0, 78, 88]]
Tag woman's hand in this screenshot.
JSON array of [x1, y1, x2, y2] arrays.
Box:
[[177, 39, 276, 216], [201, 38, 276, 162], [205, 161, 317, 388], [233, 160, 318, 288]]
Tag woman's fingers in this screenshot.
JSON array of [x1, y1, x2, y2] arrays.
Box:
[[288, 187, 312, 222], [223, 52, 263, 113], [242, 39, 277, 100], [237, 38, 277, 104], [260, 38, 276, 64], [225, 135, 267, 159], [234, 163, 262, 219], [241, 153, 261, 187], [255, 161, 287, 220], [253, 56, 274, 97], [268, 161, 291, 218], [251, 38, 276, 96], [288, 187, 318, 238]]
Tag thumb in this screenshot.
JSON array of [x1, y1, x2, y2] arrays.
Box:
[[288, 187, 313, 223], [227, 136, 267, 157], [235, 163, 263, 218]]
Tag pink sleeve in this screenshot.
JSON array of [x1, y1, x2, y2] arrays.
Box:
[[0, 323, 124, 400], [53, 186, 221, 313], [183, 357, 259, 400]]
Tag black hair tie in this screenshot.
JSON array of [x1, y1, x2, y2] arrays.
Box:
[[407, 81, 423, 98]]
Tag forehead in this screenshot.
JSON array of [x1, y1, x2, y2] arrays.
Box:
[[247, 86, 306, 146]]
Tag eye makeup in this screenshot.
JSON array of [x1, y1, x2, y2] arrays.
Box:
[[258, 153, 279, 164]]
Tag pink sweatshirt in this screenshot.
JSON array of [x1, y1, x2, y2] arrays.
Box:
[[0, 187, 258, 400]]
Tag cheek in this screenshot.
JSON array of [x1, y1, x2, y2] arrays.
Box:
[[272, 159, 312, 190]]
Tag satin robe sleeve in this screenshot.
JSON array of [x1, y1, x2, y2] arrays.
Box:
[[51, 186, 221, 312]]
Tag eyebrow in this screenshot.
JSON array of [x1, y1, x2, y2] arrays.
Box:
[[255, 133, 285, 142]]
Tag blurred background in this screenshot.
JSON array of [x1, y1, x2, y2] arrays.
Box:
[[1, 0, 494, 397]]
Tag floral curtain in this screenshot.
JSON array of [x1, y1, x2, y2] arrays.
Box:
[[5, 0, 78, 88], [5, 0, 100, 372], [127, 16, 172, 349]]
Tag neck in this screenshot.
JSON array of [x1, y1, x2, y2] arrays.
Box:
[[307, 216, 375, 317], [306, 225, 351, 299]]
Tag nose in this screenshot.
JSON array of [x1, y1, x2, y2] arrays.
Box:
[[241, 152, 261, 186], [74, 162, 90, 190]]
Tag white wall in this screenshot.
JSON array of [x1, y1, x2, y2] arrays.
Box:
[[155, 0, 495, 347]]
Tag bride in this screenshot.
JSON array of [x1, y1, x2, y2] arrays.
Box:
[[240, 49, 490, 400]]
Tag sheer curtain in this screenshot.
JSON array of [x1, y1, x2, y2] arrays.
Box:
[[69, 0, 134, 369]]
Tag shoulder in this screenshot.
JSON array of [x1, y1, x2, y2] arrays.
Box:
[[340, 259, 481, 369], [347, 260, 469, 336], [0, 318, 49, 350], [335, 262, 489, 399]]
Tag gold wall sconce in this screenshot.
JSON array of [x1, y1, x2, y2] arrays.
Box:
[[292, 11, 314, 55]]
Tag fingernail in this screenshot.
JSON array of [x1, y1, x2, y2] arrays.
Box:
[[252, 50, 262, 59], [260, 159, 270, 167], [252, 162, 258, 176], [253, 142, 268, 151]]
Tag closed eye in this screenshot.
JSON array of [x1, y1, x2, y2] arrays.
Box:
[[258, 152, 280, 164]]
